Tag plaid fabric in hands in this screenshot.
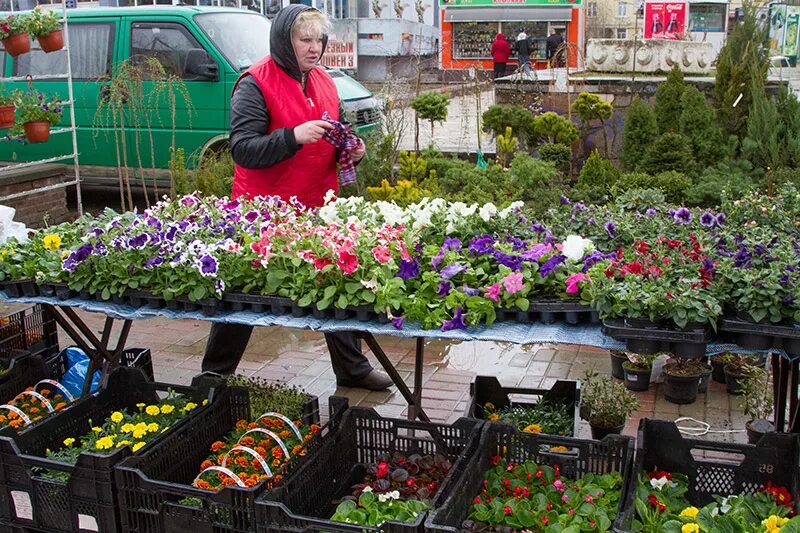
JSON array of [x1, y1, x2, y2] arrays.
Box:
[[321, 111, 363, 187]]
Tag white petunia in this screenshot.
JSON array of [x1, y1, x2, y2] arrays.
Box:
[[479, 203, 497, 221], [561, 235, 594, 261], [649, 476, 669, 491], [323, 189, 337, 205], [362, 486, 373, 493]]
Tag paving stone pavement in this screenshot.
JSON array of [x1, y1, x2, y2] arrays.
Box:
[[17, 305, 750, 444]]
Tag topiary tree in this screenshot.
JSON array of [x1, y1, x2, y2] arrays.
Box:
[[576, 149, 620, 198], [482, 104, 537, 149], [637, 131, 695, 175], [538, 142, 572, 175], [411, 91, 449, 152], [654, 65, 686, 134], [573, 93, 613, 157], [714, 0, 769, 139], [532, 112, 580, 146], [621, 98, 658, 171], [679, 85, 724, 171]]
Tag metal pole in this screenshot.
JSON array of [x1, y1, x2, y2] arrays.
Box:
[[632, 9, 639, 84]]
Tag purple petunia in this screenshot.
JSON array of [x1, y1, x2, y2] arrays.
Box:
[[604, 221, 616, 239], [441, 307, 467, 331], [716, 213, 726, 226], [493, 251, 522, 271], [391, 315, 405, 329], [733, 246, 752, 268], [673, 207, 692, 225], [645, 208, 657, 216], [244, 210, 259, 223], [397, 258, 420, 280], [440, 263, 466, 279], [196, 254, 218, 277], [521, 244, 551, 262], [462, 285, 480, 296], [127, 233, 149, 249], [144, 257, 164, 270], [560, 195, 571, 205], [437, 281, 452, 297], [468, 235, 495, 256], [700, 211, 716, 227], [572, 202, 587, 212], [530, 223, 547, 234], [506, 236, 527, 252], [540, 254, 566, 278]]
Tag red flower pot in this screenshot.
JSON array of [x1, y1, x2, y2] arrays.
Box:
[[23, 121, 51, 143], [37, 29, 63, 53], [1, 32, 30, 57], [0, 104, 15, 129]]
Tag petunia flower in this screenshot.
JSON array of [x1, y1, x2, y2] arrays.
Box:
[[673, 207, 692, 224], [484, 283, 501, 302], [440, 263, 466, 279], [397, 258, 419, 280], [441, 308, 467, 331], [503, 272, 524, 295], [437, 281, 452, 297], [699, 211, 716, 227], [565, 273, 587, 294]]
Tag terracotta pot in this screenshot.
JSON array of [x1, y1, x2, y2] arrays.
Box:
[[37, 29, 63, 53], [0, 104, 15, 129], [23, 121, 51, 143], [1, 32, 30, 57]]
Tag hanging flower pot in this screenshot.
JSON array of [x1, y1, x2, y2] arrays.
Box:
[[37, 29, 62, 53], [23, 121, 51, 143], [0, 104, 15, 129], [1, 32, 30, 57]]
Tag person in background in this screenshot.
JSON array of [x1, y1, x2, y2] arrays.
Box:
[[515, 27, 532, 75], [546, 28, 565, 67], [201, 5, 393, 392], [490, 32, 511, 80]]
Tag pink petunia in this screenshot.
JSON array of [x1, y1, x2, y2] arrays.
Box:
[[484, 283, 501, 302], [502, 272, 524, 295], [372, 246, 392, 264], [336, 250, 359, 275], [565, 272, 588, 294]]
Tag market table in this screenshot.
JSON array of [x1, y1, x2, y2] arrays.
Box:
[[1, 293, 793, 429]]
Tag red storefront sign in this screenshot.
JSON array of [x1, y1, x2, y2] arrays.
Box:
[[644, 2, 687, 40]]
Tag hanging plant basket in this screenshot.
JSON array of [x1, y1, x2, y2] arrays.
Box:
[[2, 32, 30, 57], [37, 29, 63, 53], [23, 121, 51, 143], [0, 104, 15, 129]]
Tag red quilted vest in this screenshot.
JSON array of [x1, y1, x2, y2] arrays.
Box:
[[231, 57, 339, 209]]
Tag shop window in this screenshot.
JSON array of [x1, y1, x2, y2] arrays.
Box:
[[452, 22, 498, 59], [618, 2, 628, 18], [690, 4, 725, 32], [499, 22, 548, 59], [617, 28, 627, 39], [588, 1, 597, 17]]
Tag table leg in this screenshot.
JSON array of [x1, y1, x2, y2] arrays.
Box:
[[408, 337, 425, 422], [775, 355, 790, 432], [790, 358, 800, 433], [357, 332, 430, 422]]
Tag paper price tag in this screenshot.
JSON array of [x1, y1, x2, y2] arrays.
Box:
[[10, 490, 33, 520], [78, 513, 99, 532]]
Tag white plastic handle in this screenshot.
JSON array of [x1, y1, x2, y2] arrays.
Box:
[[220, 445, 273, 476], [236, 428, 290, 459], [13, 391, 54, 413], [0, 404, 31, 425], [256, 412, 304, 442], [193, 466, 247, 488], [34, 379, 75, 403]]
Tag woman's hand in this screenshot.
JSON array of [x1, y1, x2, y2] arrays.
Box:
[[293, 120, 333, 145], [351, 140, 366, 162]]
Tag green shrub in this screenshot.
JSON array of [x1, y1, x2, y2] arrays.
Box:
[[577, 150, 620, 191], [508, 153, 559, 201], [685, 160, 761, 206], [532, 112, 580, 146], [538, 142, 572, 175], [425, 155, 472, 186], [347, 128, 395, 196], [654, 65, 685, 134], [440, 163, 516, 206], [613, 188, 669, 213], [194, 149, 234, 197], [612, 170, 689, 204], [637, 132, 694, 175], [679, 85, 724, 171], [482, 104, 537, 148], [621, 98, 657, 171], [411, 91, 449, 136]]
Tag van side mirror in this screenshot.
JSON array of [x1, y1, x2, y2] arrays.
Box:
[[185, 48, 219, 81]]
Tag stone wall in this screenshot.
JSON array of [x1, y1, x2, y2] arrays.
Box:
[[0, 164, 70, 228], [586, 39, 715, 75]]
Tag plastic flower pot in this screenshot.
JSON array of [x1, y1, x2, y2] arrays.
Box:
[[1, 32, 30, 57], [662, 364, 701, 404], [37, 29, 62, 53], [697, 364, 713, 393], [710, 357, 729, 383], [610, 350, 627, 380], [23, 121, 51, 143], [724, 365, 750, 395], [623, 364, 650, 392], [745, 419, 775, 444], [589, 422, 624, 439], [0, 104, 14, 129], [624, 317, 666, 329]]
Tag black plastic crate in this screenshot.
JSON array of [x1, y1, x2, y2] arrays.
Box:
[[465, 376, 581, 437], [602, 319, 712, 358], [114, 388, 328, 533], [0, 366, 225, 533], [0, 352, 50, 403], [255, 407, 484, 533], [614, 419, 800, 532], [0, 305, 59, 362], [44, 347, 155, 384], [425, 422, 635, 533]]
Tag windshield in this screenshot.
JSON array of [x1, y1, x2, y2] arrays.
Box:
[[195, 12, 271, 71]]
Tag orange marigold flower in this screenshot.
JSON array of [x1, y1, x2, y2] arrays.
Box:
[[279, 430, 291, 440], [221, 477, 236, 487], [54, 402, 66, 410], [200, 460, 214, 471], [304, 435, 313, 442], [235, 419, 248, 430], [273, 475, 282, 484], [9, 419, 22, 428], [292, 445, 303, 456], [309, 424, 320, 433], [247, 422, 258, 430], [272, 458, 281, 467], [240, 436, 255, 447], [218, 454, 227, 465], [39, 389, 50, 396], [244, 477, 258, 487], [271, 447, 283, 459], [238, 472, 248, 480], [235, 456, 249, 468], [210, 441, 226, 452], [29, 407, 39, 414], [294, 421, 302, 427], [7, 412, 16, 419], [0, 415, 7, 422], [254, 446, 267, 457], [195, 479, 211, 490]]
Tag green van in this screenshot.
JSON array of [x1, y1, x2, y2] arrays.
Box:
[[0, 6, 381, 172]]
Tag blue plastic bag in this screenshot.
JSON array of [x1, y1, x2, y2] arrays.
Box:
[[60, 346, 101, 398]]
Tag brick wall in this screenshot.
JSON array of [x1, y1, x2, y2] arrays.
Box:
[[0, 164, 70, 228]]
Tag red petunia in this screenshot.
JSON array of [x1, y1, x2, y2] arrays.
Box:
[[336, 250, 359, 275]]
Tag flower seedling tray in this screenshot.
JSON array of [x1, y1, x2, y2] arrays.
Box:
[[425, 422, 635, 533], [614, 419, 800, 533], [255, 407, 483, 533], [602, 319, 712, 358], [124, 290, 166, 311], [115, 388, 334, 533], [0, 351, 50, 406], [494, 300, 599, 326], [718, 316, 800, 353], [0, 366, 225, 533], [0, 304, 59, 362], [465, 376, 581, 437], [0, 280, 40, 299]]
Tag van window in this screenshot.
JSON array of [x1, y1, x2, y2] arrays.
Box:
[[14, 22, 114, 80], [195, 12, 270, 71], [131, 22, 211, 80]]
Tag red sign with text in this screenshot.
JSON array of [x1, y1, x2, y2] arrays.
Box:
[[644, 2, 687, 40]]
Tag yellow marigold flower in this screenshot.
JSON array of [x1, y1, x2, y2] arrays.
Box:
[[121, 423, 135, 433], [63, 437, 75, 447], [136, 403, 146, 409], [147, 423, 159, 432], [160, 405, 175, 415], [679, 507, 699, 519], [681, 524, 699, 533], [132, 441, 146, 452], [117, 440, 131, 447], [763, 515, 790, 532], [550, 446, 569, 452], [145, 405, 160, 416], [202, 399, 208, 406], [484, 402, 495, 410], [43, 234, 61, 251], [110, 412, 124, 423], [184, 402, 197, 412], [132, 429, 147, 439], [92, 426, 103, 433], [95, 436, 114, 450], [523, 424, 542, 434], [488, 413, 500, 421]]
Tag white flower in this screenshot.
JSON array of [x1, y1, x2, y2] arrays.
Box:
[[377, 493, 388, 502], [389, 490, 400, 500], [361, 277, 378, 291], [649, 476, 669, 491], [323, 189, 337, 205], [719, 497, 731, 514], [561, 235, 594, 261], [318, 205, 340, 225], [479, 203, 497, 221], [362, 486, 373, 493], [498, 201, 524, 220]]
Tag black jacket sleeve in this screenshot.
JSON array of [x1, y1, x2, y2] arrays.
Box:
[[229, 75, 300, 169]]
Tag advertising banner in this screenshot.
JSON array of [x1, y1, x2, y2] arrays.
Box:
[[320, 19, 358, 70], [443, 0, 581, 6], [783, 5, 800, 59], [644, 2, 687, 40]]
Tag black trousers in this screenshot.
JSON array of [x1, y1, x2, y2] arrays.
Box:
[[201, 323, 373, 380], [493, 62, 506, 79]]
